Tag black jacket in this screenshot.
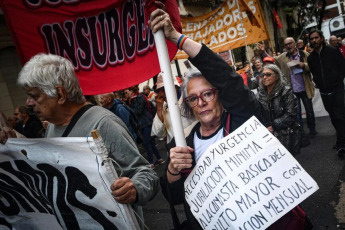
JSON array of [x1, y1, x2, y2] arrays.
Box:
[[15, 116, 44, 138], [162, 44, 267, 230], [307, 45, 345, 93], [257, 83, 301, 155], [257, 84, 297, 131], [129, 93, 153, 129]]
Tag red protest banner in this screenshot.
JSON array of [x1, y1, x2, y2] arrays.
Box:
[[0, 0, 181, 95]]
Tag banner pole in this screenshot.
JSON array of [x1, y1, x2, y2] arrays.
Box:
[[236, 0, 251, 65], [153, 30, 187, 148], [91, 130, 141, 230]]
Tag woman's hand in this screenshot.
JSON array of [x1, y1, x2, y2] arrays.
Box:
[[169, 146, 193, 173], [149, 7, 180, 43]]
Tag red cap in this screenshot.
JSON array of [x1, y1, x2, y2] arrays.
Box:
[[263, 56, 275, 64]]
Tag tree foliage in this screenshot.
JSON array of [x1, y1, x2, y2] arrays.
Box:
[[276, 0, 326, 30]]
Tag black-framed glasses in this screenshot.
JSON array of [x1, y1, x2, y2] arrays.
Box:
[[184, 88, 218, 108]]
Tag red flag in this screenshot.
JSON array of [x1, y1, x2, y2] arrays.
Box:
[[0, 0, 181, 95], [273, 9, 282, 29]]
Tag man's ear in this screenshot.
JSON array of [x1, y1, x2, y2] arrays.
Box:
[[56, 87, 67, 104]]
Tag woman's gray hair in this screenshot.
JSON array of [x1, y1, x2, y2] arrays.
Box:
[[259, 64, 286, 90], [17, 53, 85, 104], [181, 68, 204, 119]]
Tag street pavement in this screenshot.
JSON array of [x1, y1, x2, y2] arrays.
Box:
[[141, 115, 345, 230]]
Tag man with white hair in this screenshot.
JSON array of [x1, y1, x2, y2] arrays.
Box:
[[3, 53, 159, 221], [142, 85, 156, 107], [329, 35, 345, 58]]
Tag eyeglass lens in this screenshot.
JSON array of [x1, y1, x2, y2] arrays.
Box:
[[186, 89, 216, 107]]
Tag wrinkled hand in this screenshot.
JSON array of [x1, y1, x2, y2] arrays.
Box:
[[149, 7, 178, 42], [169, 146, 193, 173], [110, 177, 137, 204]]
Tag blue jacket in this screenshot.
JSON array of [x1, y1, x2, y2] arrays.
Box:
[[109, 99, 137, 140]]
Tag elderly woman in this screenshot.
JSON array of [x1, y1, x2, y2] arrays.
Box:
[[257, 64, 301, 155], [150, 7, 267, 229], [150, 5, 310, 230]]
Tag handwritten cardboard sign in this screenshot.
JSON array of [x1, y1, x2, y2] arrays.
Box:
[[184, 116, 318, 230]]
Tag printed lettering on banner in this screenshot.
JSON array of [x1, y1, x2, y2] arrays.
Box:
[[184, 116, 318, 230]]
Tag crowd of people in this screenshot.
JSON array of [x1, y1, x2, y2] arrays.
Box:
[[1, 4, 345, 230]]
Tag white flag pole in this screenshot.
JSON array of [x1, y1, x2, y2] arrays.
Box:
[[153, 30, 187, 148]]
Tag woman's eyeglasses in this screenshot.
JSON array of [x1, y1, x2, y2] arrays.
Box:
[[262, 72, 274, 77], [184, 88, 217, 108]]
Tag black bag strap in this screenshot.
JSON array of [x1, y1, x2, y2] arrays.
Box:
[[61, 104, 94, 137]]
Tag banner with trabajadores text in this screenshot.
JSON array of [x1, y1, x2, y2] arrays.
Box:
[[0, 137, 139, 230], [175, 0, 269, 59], [184, 116, 318, 229]]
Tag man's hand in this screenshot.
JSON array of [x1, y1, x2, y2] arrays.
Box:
[[110, 177, 137, 204], [298, 62, 305, 68], [257, 42, 266, 53]]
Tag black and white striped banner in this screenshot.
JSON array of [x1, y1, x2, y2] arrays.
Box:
[[0, 137, 138, 230]]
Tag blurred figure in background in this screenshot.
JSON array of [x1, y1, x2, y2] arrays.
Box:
[[14, 105, 44, 138], [257, 64, 302, 155]]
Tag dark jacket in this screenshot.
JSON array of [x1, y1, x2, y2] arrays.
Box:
[[15, 116, 44, 138], [162, 44, 267, 230], [257, 84, 297, 131], [129, 93, 153, 129], [108, 99, 137, 140], [307, 45, 345, 93], [247, 68, 262, 90], [257, 84, 301, 154]]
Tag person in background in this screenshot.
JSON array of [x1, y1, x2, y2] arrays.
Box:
[[1, 53, 159, 227], [127, 85, 164, 169], [257, 64, 301, 155], [337, 37, 343, 45], [250, 56, 257, 72], [143, 85, 156, 107], [263, 56, 275, 66], [14, 105, 44, 138], [247, 57, 263, 90], [114, 91, 122, 100], [7, 116, 18, 129], [149, 5, 310, 229], [306, 43, 313, 53], [151, 73, 194, 144], [329, 35, 345, 59], [99, 92, 137, 141], [84, 95, 98, 105], [297, 39, 306, 51], [259, 37, 317, 137], [308, 30, 345, 155]]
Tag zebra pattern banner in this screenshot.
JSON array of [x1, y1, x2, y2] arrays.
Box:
[[0, 137, 139, 230]]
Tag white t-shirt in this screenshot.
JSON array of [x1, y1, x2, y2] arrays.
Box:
[[194, 127, 224, 162]]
